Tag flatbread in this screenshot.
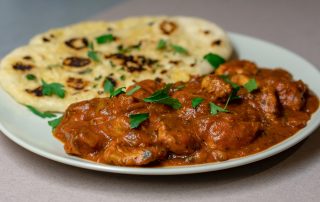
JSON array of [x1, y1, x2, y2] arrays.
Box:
[[0, 16, 232, 112]]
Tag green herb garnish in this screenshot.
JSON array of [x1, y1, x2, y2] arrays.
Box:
[[129, 113, 149, 129], [26, 105, 56, 118], [111, 87, 125, 97], [48, 116, 62, 130], [219, 75, 239, 88], [103, 78, 125, 97], [171, 44, 188, 55], [41, 80, 65, 98], [203, 53, 225, 69], [126, 85, 141, 96], [243, 79, 258, 93], [117, 42, 142, 54], [87, 42, 100, 62], [192, 97, 204, 108], [143, 84, 182, 109], [94, 75, 102, 81], [157, 39, 167, 50], [120, 75, 126, 81], [26, 74, 37, 80], [209, 102, 229, 115], [109, 60, 116, 68], [104, 79, 114, 94], [156, 39, 188, 55], [224, 86, 240, 109], [96, 34, 114, 44]]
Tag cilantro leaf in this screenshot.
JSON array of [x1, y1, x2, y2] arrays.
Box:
[[126, 85, 141, 96], [157, 39, 167, 50], [219, 75, 240, 88], [103, 79, 114, 94], [117, 42, 142, 54], [224, 86, 240, 109], [129, 113, 149, 129], [111, 87, 125, 97], [171, 44, 188, 55], [192, 97, 204, 108], [26, 74, 37, 80], [209, 102, 229, 115], [48, 116, 63, 130], [87, 42, 100, 62], [203, 53, 225, 69], [41, 80, 65, 98], [26, 105, 56, 118], [244, 79, 258, 93], [96, 34, 114, 44], [143, 84, 182, 109], [120, 75, 126, 81]]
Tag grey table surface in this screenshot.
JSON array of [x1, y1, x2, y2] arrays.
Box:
[[0, 0, 320, 201]]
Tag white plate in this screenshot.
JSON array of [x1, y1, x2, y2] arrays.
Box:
[[0, 32, 320, 175]]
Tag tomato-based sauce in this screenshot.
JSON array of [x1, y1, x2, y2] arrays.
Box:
[[53, 60, 319, 167]]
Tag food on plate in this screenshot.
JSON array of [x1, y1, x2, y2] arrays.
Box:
[[52, 60, 319, 167], [0, 16, 232, 112]]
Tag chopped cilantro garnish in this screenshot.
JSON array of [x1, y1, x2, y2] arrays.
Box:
[[120, 75, 126, 81], [203, 53, 225, 69], [48, 116, 62, 130], [26, 74, 36, 80], [192, 97, 204, 108], [224, 86, 240, 109], [244, 79, 258, 92], [157, 39, 167, 50], [219, 75, 239, 88], [109, 60, 116, 68], [111, 87, 125, 97], [143, 84, 182, 109], [171, 44, 188, 55], [209, 102, 229, 115], [96, 34, 114, 44], [26, 105, 56, 118], [94, 75, 102, 81], [41, 80, 65, 98], [103, 79, 114, 94], [129, 113, 149, 129], [117, 42, 142, 54], [103, 78, 124, 97], [156, 39, 188, 55], [219, 75, 241, 109], [87, 42, 100, 62], [126, 85, 141, 96]]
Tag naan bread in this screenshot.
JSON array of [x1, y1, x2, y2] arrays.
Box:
[[0, 16, 232, 112]]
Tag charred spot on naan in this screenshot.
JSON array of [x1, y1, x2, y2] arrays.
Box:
[[23, 56, 33, 60], [25, 87, 43, 97], [65, 37, 88, 50], [159, 20, 177, 35], [105, 54, 158, 73], [66, 77, 89, 90], [12, 62, 34, 71], [63, 56, 91, 68], [212, 39, 222, 47], [42, 34, 55, 43]]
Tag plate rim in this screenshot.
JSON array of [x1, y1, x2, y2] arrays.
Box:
[[0, 32, 319, 175]]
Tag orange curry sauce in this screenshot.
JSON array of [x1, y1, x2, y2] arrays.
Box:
[[53, 60, 319, 167]]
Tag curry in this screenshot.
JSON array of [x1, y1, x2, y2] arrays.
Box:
[[53, 60, 319, 167]]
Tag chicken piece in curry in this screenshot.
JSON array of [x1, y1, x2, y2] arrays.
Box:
[[53, 60, 319, 167]]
